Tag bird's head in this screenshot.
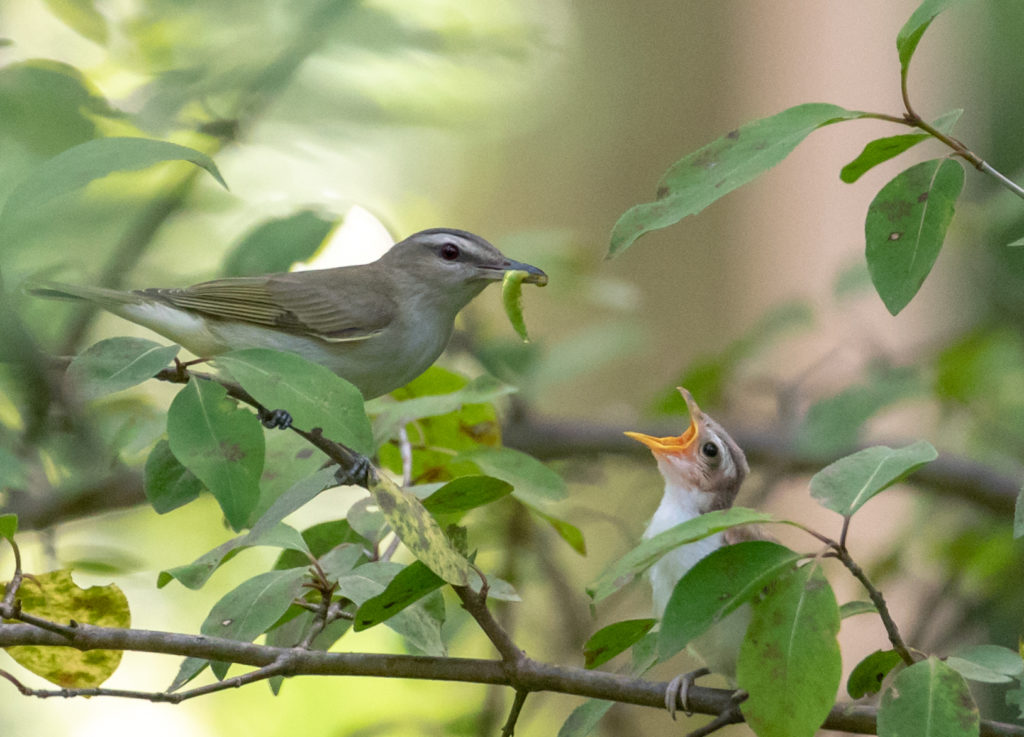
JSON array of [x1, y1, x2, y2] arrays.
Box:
[[386, 229, 547, 302], [625, 388, 749, 512]]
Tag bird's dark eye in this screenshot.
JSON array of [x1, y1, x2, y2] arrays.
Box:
[[701, 442, 719, 458], [440, 243, 460, 260]]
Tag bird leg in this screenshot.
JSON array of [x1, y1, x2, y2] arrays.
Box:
[[665, 667, 710, 719]]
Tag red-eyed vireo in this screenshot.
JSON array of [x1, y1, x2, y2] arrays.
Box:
[[626, 387, 760, 718], [29, 228, 547, 399]]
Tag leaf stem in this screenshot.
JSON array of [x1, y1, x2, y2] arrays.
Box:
[[886, 68, 1024, 201]]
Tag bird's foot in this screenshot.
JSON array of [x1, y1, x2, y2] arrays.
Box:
[[258, 407, 293, 430], [334, 455, 372, 488], [665, 667, 710, 719]]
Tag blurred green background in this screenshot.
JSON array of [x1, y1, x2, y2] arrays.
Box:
[[2, 1, 1024, 735]]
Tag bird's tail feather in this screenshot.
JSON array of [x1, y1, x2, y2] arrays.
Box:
[[24, 281, 138, 308]]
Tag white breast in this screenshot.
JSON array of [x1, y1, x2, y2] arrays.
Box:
[[643, 482, 721, 617]]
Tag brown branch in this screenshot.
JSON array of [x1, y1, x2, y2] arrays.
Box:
[[4, 621, 1023, 735]]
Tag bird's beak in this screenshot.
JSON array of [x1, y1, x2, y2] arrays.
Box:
[[483, 259, 549, 286], [624, 387, 702, 457]]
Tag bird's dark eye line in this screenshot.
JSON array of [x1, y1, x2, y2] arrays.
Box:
[[440, 243, 460, 260]]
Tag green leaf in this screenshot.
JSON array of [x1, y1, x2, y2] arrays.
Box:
[[0, 513, 17, 540], [0, 61, 114, 158], [221, 210, 336, 277], [583, 619, 656, 669], [167, 378, 264, 531], [41, 0, 109, 45], [2, 570, 130, 688], [375, 367, 503, 484], [335, 562, 446, 656], [368, 372, 514, 446], [839, 600, 877, 619], [168, 656, 208, 692], [659, 541, 801, 662], [159, 468, 334, 589], [840, 110, 963, 184], [248, 428, 329, 524], [420, 475, 514, 518], [455, 446, 567, 507], [848, 649, 903, 698], [214, 348, 373, 456], [865, 158, 965, 315], [738, 561, 841, 737], [198, 568, 309, 679], [1, 137, 227, 228], [66, 338, 179, 399], [531, 507, 587, 555], [587, 507, 775, 602], [878, 657, 979, 737], [897, 0, 962, 73], [946, 645, 1024, 684], [346, 496, 388, 546], [810, 441, 937, 517], [159, 522, 309, 589], [354, 560, 444, 630], [1007, 686, 1024, 720], [317, 543, 369, 582], [557, 699, 614, 737], [274, 518, 366, 570], [608, 104, 865, 257], [143, 438, 203, 514]]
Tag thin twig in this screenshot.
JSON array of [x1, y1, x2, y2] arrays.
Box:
[[0, 538, 24, 616], [834, 547, 915, 666], [685, 703, 745, 737], [500, 690, 529, 737], [454, 585, 524, 667]]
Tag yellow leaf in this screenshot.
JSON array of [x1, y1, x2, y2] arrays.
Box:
[[3, 569, 130, 688]]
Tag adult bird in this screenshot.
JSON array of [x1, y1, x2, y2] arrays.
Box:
[[29, 228, 547, 400], [625, 387, 761, 720]]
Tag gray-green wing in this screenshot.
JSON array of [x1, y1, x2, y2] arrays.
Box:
[[144, 270, 396, 342]]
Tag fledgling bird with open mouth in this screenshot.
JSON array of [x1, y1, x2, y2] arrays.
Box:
[[626, 387, 766, 720]]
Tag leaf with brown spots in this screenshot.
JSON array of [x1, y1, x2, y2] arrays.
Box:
[[367, 472, 475, 586], [878, 657, 980, 737], [3, 570, 130, 688], [737, 559, 841, 737], [865, 158, 964, 315], [608, 103, 866, 257]]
